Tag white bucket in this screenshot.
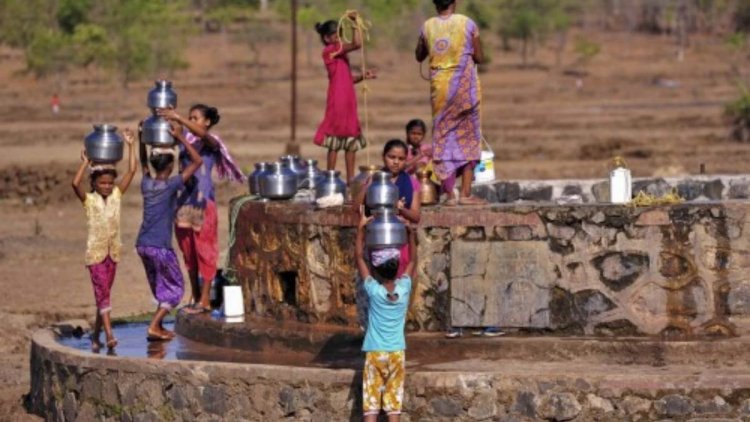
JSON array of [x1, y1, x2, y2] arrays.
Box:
[[222, 285, 245, 317], [474, 150, 496, 183]]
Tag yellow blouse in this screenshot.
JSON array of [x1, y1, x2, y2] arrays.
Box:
[[84, 187, 122, 265]]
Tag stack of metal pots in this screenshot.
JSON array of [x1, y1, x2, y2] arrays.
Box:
[[141, 80, 177, 147], [365, 171, 407, 249], [84, 124, 124, 164]]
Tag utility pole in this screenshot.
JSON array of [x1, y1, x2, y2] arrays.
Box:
[[286, 0, 301, 155]]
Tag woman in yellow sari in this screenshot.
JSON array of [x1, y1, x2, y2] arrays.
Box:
[[416, 0, 486, 206]]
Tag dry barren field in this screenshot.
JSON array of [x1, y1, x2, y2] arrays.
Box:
[[1, 28, 748, 419]]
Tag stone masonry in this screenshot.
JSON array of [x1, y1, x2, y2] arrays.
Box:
[[228, 198, 750, 337], [30, 329, 750, 421]]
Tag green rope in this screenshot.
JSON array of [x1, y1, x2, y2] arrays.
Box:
[[222, 195, 258, 284]]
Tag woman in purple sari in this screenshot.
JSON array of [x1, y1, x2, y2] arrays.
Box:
[[415, 0, 486, 205]]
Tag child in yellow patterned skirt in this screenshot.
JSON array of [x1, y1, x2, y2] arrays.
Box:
[[355, 209, 414, 421]]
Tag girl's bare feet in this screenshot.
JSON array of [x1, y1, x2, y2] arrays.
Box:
[[106, 337, 118, 350], [147, 328, 173, 342], [458, 195, 488, 206], [91, 338, 103, 353]]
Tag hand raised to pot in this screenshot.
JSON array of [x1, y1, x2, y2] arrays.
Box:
[[157, 105, 180, 122]]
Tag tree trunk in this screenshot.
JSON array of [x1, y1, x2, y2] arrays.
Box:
[[260, 0, 269, 12], [555, 30, 567, 70], [521, 38, 528, 67], [676, 0, 688, 62]]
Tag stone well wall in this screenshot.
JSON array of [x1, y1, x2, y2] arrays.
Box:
[[30, 329, 750, 421], [229, 198, 750, 336], [471, 174, 750, 203]]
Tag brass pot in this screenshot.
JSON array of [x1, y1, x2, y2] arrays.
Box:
[[416, 169, 438, 205], [350, 164, 381, 203]]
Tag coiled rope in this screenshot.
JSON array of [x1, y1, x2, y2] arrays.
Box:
[[335, 10, 372, 165]]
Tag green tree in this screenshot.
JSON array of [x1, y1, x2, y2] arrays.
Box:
[[57, 0, 91, 34], [25, 29, 71, 78], [495, 0, 582, 67], [87, 0, 192, 86], [0, 0, 57, 49], [71, 23, 115, 68]]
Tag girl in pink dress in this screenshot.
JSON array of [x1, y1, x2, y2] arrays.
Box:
[[313, 12, 376, 184]]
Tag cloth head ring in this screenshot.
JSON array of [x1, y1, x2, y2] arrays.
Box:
[[370, 248, 400, 267], [151, 147, 174, 156], [89, 164, 116, 174]]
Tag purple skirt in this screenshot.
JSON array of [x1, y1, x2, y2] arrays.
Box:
[[136, 246, 184, 310]]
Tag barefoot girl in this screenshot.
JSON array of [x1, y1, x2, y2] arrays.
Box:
[[356, 210, 414, 421], [136, 123, 202, 341], [157, 104, 245, 313], [313, 12, 376, 184], [72, 129, 137, 352]]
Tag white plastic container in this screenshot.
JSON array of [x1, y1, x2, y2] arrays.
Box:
[[474, 150, 496, 183], [609, 167, 632, 203], [222, 285, 245, 317]]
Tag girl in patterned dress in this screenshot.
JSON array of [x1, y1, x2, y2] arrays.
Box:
[[415, 0, 487, 205], [355, 209, 415, 421], [72, 129, 137, 352]]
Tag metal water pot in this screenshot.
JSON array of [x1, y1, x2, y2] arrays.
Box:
[[315, 170, 347, 199], [299, 159, 322, 190], [366, 208, 407, 249], [416, 169, 438, 205], [280, 155, 306, 180], [147, 80, 178, 109], [141, 114, 175, 146], [248, 162, 270, 195], [84, 124, 123, 164], [260, 162, 298, 199], [366, 171, 399, 210], [351, 165, 380, 203]]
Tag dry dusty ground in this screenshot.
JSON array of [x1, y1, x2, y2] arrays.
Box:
[[1, 27, 749, 419]]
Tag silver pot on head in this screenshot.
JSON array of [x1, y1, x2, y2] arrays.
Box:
[[366, 171, 399, 210], [84, 124, 123, 164], [147, 80, 178, 110], [365, 208, 407, 249]]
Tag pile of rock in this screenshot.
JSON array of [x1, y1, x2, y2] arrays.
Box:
[[0, 164, 75, 205]]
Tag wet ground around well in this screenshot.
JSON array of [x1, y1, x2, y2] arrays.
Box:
[[57, 312, 750, 372], [57, 319, 364, 369]]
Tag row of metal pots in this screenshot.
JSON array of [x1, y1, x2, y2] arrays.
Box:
[[248, 156, 347, 200]]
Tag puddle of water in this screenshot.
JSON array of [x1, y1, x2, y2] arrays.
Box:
[[57, 319, 362, 369]]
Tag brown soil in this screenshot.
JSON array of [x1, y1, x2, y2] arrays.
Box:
[[1, 28, 748, 419]]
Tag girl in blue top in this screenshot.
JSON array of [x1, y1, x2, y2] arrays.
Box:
[[136, 122, 202, 341], [356, 209, 414, 421]]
